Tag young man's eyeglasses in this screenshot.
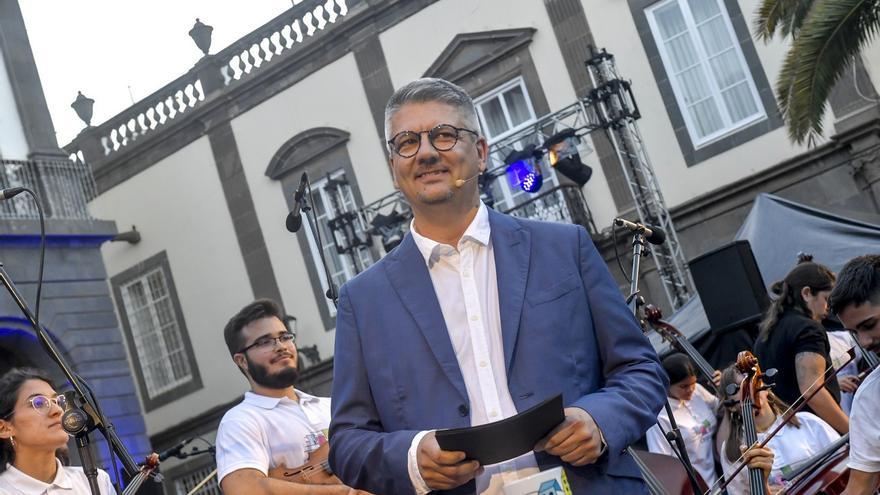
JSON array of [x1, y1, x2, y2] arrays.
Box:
[[387, 124, 479, 158], [238, 332, 296, 354]]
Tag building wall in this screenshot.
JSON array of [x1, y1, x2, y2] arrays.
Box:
[[0, 49, 29, 159], [230, 53, 389, 360], [583, 0, 833, 213], [90, 136, 254, 434]]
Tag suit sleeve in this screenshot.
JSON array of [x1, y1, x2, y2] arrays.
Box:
[[328, 283, 420, 494], [570, 226, 668, 467]]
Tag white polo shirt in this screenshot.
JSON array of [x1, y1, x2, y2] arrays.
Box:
[[0, 459, 115, 494], [646, 383, 720, 486], [215, 390, 332, 484], [849, 366, 880, 473]]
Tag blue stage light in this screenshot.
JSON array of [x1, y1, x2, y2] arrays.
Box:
[[504, 145, 543, 193]]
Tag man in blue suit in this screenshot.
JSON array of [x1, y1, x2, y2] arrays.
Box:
[[329, 78, 667, 494]]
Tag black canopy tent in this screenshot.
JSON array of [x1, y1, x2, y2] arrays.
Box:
[[653, 193, 880, 368]]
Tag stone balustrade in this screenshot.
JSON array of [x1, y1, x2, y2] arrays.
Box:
[[65, 0, 353, 166], [0, 158, 98, 220]]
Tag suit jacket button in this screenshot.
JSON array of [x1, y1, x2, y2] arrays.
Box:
[[458, 404, 469, 417]]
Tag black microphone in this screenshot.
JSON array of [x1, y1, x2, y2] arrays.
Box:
[[0, 187, 25, 200], [61, 390, 89, 436], [613, 218, 666, 245], [158, 437, 193, 461], [286, 172, 308, 233]]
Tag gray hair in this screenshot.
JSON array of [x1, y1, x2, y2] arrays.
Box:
[[384, 78, 481, 142]]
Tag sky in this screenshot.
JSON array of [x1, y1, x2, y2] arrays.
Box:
[[20, 1, 297, 147]]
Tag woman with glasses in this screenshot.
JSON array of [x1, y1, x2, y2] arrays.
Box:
[[0, 367, 116, 494]]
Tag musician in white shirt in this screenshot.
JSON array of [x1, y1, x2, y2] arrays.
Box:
[[646, 353, 721, 486], [216, 299, 369, 495], [718, 365, 839, 495], [829, 254, 880, 495], [0, 367, 116, 495]]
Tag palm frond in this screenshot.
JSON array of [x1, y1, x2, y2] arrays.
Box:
[[775, 0, 880, 143], [754, 0, 816, 40]]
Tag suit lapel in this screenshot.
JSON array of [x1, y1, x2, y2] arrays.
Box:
[[489, 210, 530, 374], [385, 234, 469, 402]]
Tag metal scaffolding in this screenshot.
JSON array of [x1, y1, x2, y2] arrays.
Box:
[[585, 48, 692, 309]]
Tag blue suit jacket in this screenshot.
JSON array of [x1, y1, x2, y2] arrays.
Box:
[[329, 209, 667, 494]]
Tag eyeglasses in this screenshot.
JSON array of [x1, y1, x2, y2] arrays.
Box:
[[387, 124, 479, 158], [238, 332, 296, 354], [27, 394, 68, 415]]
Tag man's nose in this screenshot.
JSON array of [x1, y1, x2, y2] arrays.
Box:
[[415, 132, 439, 164]]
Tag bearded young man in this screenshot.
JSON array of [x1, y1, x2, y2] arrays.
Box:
[[829, 256, 880, 495], [215, 299, 368, 495]]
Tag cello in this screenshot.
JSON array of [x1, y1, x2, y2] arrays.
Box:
[[730, 351, 770, 495], [707, 348, 859, 495], [645, 305, 719, 393]]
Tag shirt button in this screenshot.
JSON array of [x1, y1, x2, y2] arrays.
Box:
[[479, 361, 488, 368], [490, 410, 498, 418], [463, 271, 470, 278], [458, 404, 469, 417], [471, 315, 479, 321]]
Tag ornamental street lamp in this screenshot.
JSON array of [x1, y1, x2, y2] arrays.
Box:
[[70, 91, 94, 127], [188, 18, 213, 56]]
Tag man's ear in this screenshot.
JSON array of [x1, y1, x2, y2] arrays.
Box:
[[476, 136, 488, 172], [390, 160, 400, 189], [232, 354, 248, 375]]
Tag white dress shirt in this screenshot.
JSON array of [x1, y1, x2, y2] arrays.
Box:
[[646, 383, 720, 486], [215, 389, 332, 484], [406, 203, 539, 494], [0, 459, 116, 495]]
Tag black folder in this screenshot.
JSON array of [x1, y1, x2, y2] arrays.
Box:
[[435, 394, 564, 465]]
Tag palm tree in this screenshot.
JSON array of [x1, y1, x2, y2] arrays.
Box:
[[755, 0, 880, 144]]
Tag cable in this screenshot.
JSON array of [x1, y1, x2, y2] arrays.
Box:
[[612, 223, 631, 283], [22, 189, 45, 324]]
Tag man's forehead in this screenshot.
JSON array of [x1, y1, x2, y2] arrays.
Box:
[[242, 316, 285, 336], [390, 101, 464, 129], [839, 301, 880, 326]]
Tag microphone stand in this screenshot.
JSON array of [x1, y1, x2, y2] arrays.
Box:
[[0, 189, 142, 495], [294, 173, 338, 307], [625, 231, 703, 495]]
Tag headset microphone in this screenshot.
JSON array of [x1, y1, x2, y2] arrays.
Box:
[[454, 172, 482, 188]]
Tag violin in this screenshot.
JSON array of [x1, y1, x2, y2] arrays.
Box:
[[267, 442, 341, 485], [645, 305, 718, 394]]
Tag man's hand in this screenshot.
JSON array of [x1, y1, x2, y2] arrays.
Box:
[[839, 375, 861, 394], [535, 407, 604, 467], [416, 431, 482, 490]]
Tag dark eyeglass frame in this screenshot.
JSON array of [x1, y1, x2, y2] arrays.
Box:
[[237, 332, 296, 354], [387, 124, 479, 158]]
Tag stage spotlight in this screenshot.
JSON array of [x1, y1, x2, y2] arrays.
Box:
[[544, 129, 593, 187], [369, 210, 408, 252], [504, 145, 543, 193]]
